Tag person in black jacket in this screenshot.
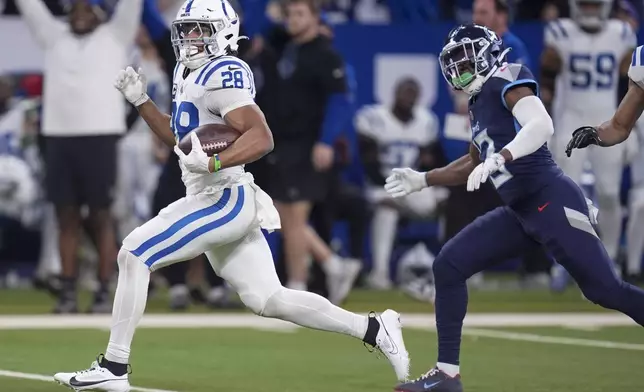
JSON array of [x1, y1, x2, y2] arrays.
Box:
[[264, 0, 353, 291]]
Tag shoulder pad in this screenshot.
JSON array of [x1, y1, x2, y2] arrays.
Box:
[[193, 56, 256, 98], [544, 18, 574, 47]]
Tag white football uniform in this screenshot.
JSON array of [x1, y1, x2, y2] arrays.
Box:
[[355, 104, 443, 216], [121, 55, 280, 272], [0, 100, 39, 224], [546, 18, 636, 189]]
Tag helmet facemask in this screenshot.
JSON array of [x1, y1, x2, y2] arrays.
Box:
[[171, 19, 227, 70], [440, 38, 494, 95], [570, 0, 612, 30]]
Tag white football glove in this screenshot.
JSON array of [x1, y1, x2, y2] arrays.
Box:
[[467, 153, 505, 192], [174, 132, 211, 174], [586, 197, 599, 225], [114, 66, 149, 107], [384, 168, 427, 198]]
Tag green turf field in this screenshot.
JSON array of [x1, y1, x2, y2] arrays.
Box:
[[0, 287, 641, 392], [0, 326, 642, 392]]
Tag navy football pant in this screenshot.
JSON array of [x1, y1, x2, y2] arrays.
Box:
[[433, 175, 644, 365]]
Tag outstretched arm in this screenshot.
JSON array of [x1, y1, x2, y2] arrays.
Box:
[[114, 67, 176, 147], [109, 0, 145, 43], [136, 101, 175, 147], [385, 144, 479, 198], [425, 144, 479, 186], [596, 80, 644, 147], [14, 0, 65, 48]]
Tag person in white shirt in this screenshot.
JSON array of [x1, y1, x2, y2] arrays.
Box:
[[355, 78, 443, 290], [15, 0, 143, 314]]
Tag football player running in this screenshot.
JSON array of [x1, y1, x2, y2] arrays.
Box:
[[567, 44, 644, 281], [387, 24, 644, 392], [52, 1, 409, 390], [541, 0, 636, 285]]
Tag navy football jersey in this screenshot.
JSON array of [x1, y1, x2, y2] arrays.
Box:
[[469, 63, 562, 205]]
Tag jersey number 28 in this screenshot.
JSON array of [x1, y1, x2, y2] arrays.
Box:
[[569, 53, 616, 89], [473, 130, 513, 189]]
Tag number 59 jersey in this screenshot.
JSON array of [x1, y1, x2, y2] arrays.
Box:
[[545, 19, 636, 126], [171, 55, 256, 194]]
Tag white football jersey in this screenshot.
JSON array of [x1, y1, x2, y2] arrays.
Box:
[[354, 104, 438, 179], [172, 55, 256, 195], [628, 45, 644, 88], [545, 18, 636, 123]]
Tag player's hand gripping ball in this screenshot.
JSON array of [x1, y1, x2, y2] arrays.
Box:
[[565, 126, 601, 157], [174, 124, 240, 174]]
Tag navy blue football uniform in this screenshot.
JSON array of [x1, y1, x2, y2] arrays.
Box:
[[469, 63, 562, 205], [430, 63, 644, 369]]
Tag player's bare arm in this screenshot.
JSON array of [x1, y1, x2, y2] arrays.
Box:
[[597, 80, 644, 145], [114, 66, 176, 147], [566, 80, 644, 155], [425, 144, 479, 187], [539, 46, 561, 113], [136, 101, 176, 147], [211, 104, 274, 172]]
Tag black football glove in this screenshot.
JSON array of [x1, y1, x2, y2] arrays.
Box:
[[565, 126, 601, 157]]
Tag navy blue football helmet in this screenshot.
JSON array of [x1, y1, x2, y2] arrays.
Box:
[[439, 24, 509, 95]]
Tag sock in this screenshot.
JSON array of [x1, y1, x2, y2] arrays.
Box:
[[362, 314, 380, 346], [104, 249, 150, 365], [596, 193, 622, 260], [262, 287, 368, 339], [286, 281, 307, 291], [322, 254, 343, 276], [371, 206, 399, 279], [437, 362, 460, 377], [100, 356, 128, 376], [433, 259, 468, 366]]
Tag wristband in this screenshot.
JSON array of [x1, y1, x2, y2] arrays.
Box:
[[210, 154, 222, 173], [133, 93, 150, 107]]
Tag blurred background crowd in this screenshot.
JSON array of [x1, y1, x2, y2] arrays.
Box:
[[0, 0, 643, 314]]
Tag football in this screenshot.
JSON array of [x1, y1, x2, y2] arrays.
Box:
[[178, 124, 241, 157]]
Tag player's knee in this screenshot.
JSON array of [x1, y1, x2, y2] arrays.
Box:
[[432, 254, 466, 286], [238, 286, 282, 316]]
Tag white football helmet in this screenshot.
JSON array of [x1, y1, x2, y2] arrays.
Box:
[[171, 0, 242, 70], [569, 0, 613, 30]]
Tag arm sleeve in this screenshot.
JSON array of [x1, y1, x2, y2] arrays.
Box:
[[109, 0, 145, 43], [503, 95, 554, 160], [142, 0, 169, 41], [318, 93, 352, 145], [14, 0, 65, 48]]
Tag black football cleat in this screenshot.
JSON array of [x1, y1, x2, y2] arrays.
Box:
[[395, 368, 463, 392]]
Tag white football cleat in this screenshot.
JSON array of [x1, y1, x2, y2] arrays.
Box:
[[328, 258, 362, 305], [54, 356, 130, 391], [374, 309, 410, 381]]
